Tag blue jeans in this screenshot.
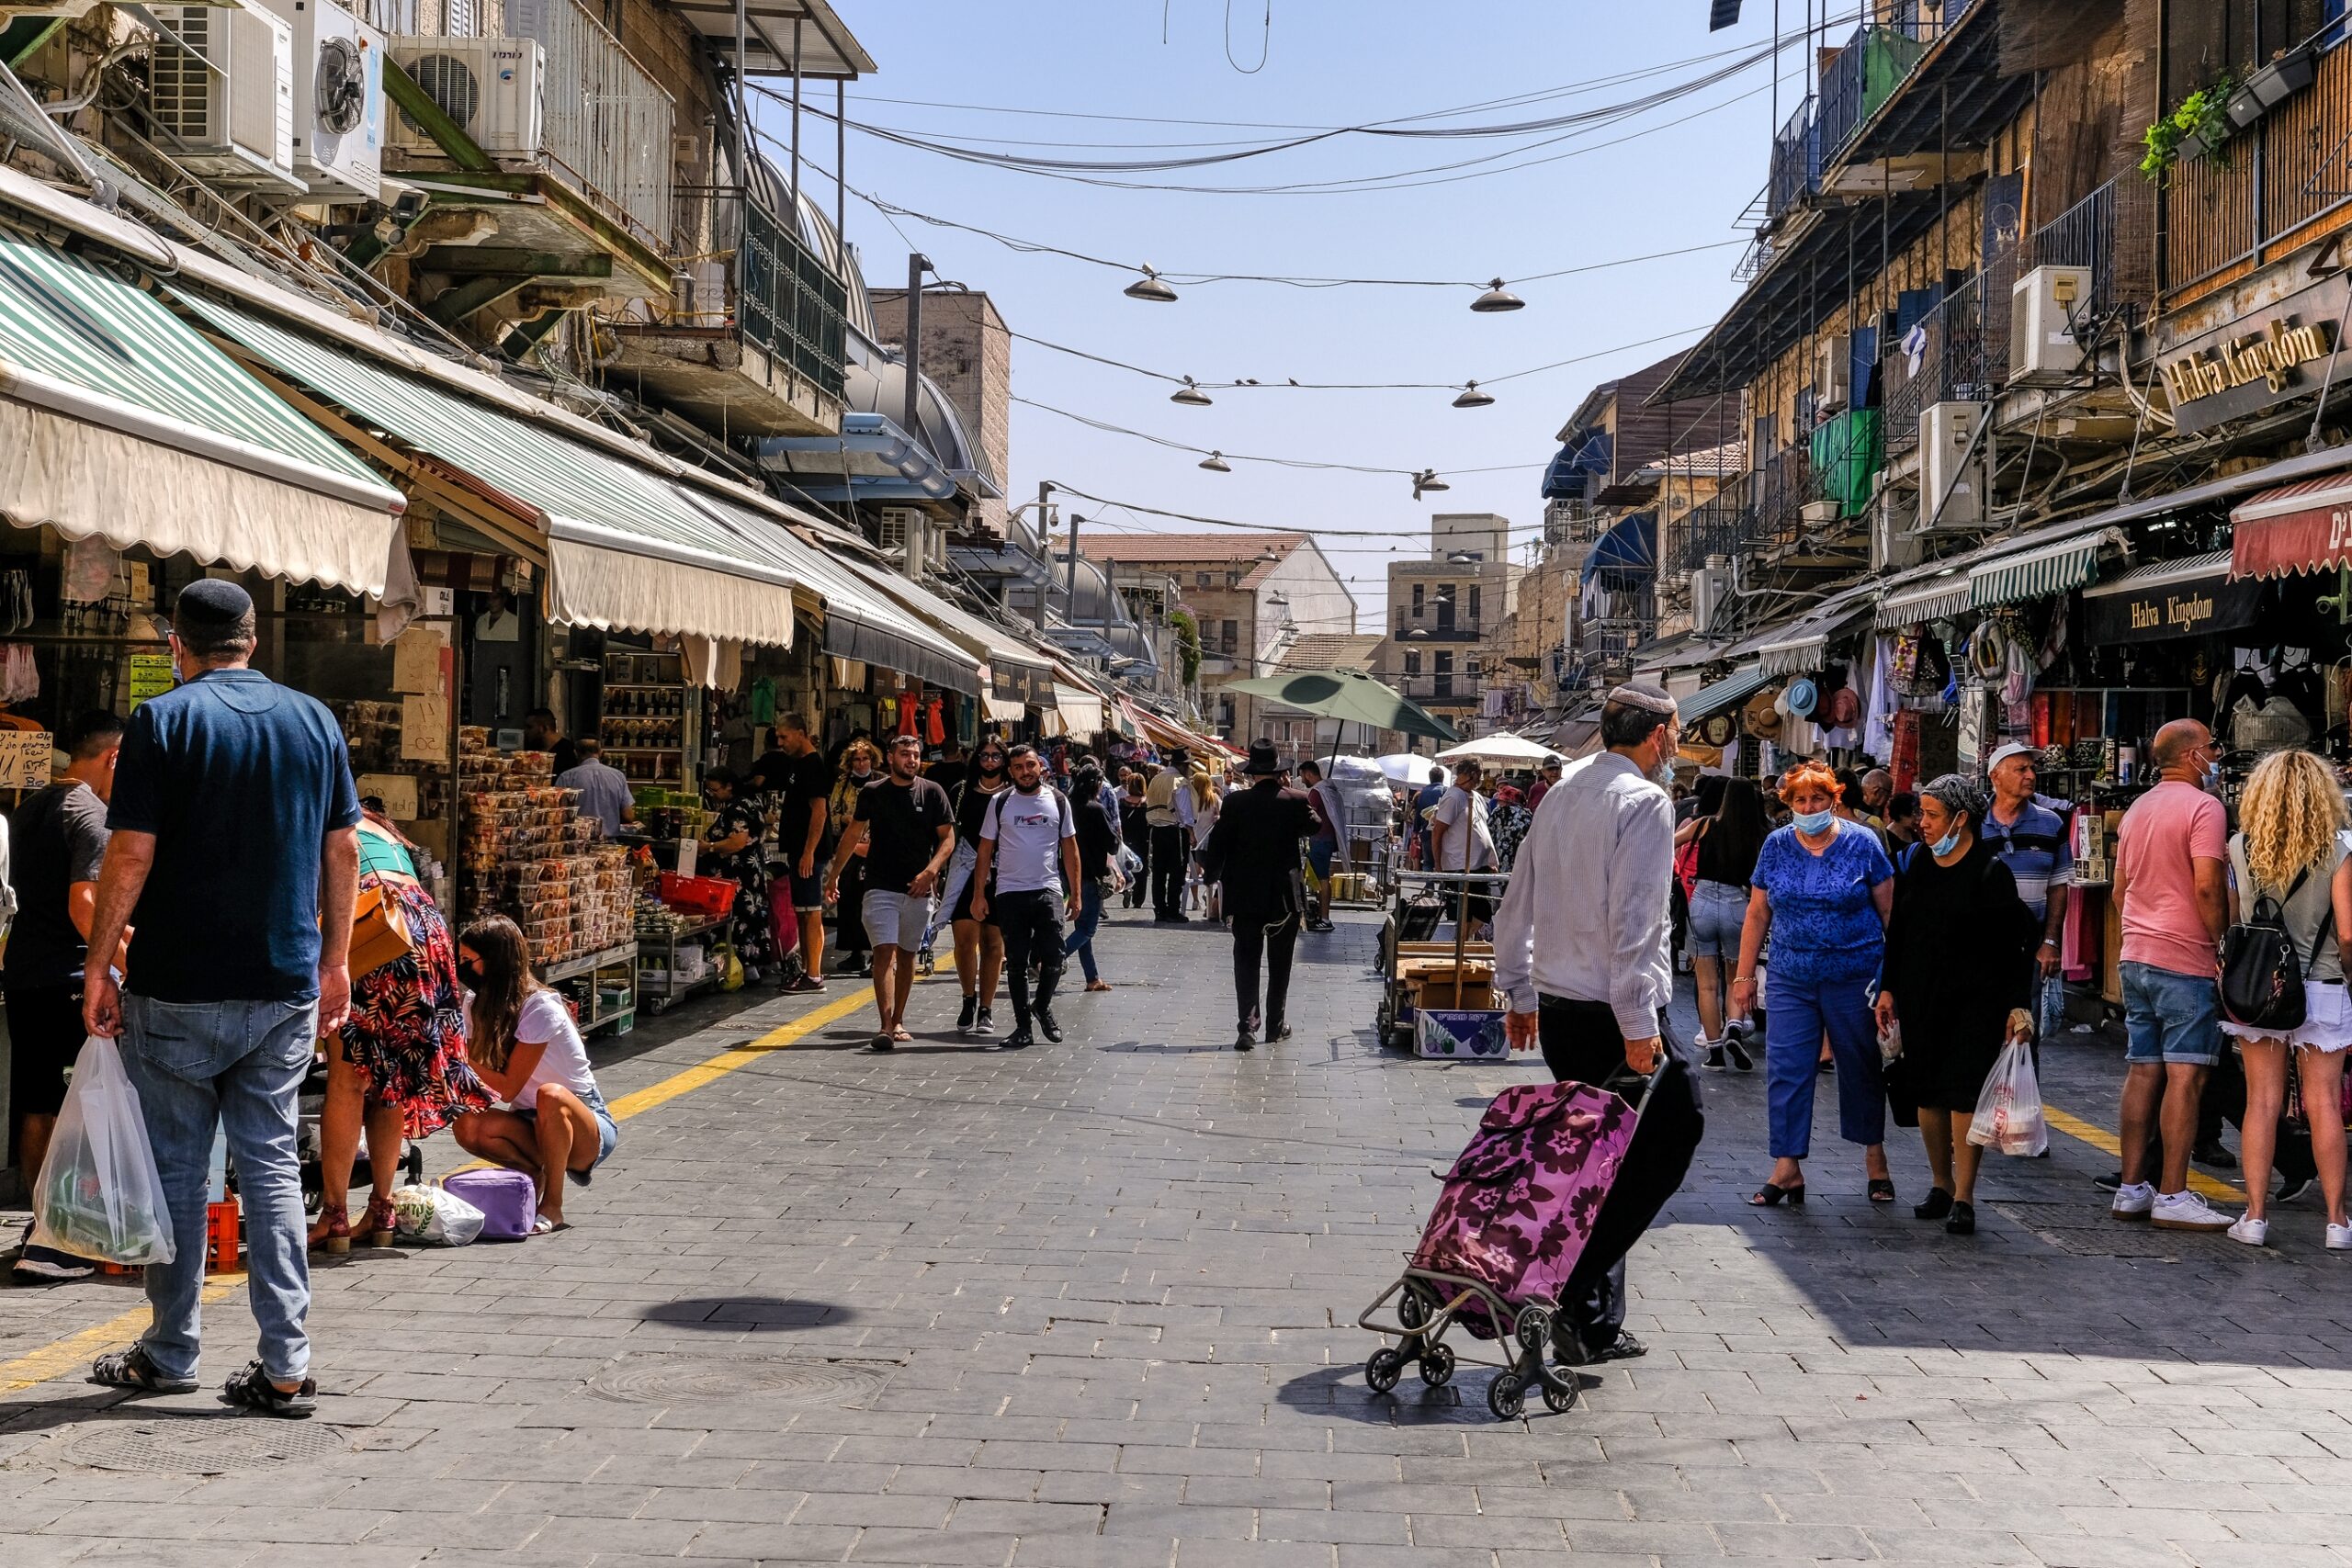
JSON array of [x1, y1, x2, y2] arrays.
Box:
[[2121, 961, 2222, 1066], [1764, 970, 1884, 1159], [1062, 878, 1107, 983], [119, 995, 316, 1384], [1686, 879, 1747, 960]]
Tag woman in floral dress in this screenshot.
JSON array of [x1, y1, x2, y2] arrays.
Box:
[[700, 768, 775, 979], [310, 807, 491, 1251]]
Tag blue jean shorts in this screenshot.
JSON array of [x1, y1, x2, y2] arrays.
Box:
[[1685, 878, 1748, 960], [2120, 961, 2222, 1066], [516, 1082, 620, 1171]]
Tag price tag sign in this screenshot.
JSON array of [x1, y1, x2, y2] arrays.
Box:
[[0, 730, 52, 789], [128, 652, 175, 709]]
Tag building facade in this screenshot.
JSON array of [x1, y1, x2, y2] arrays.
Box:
[[1374, 514, 1524, 744]]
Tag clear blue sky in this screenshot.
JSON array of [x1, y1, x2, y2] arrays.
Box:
[[752, 2, 1815, 619]]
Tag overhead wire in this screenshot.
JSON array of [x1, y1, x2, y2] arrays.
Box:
[[1055, 486, 1554, 543]]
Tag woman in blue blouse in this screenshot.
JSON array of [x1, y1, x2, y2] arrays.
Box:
[[1732, 759, 1897, 1206]]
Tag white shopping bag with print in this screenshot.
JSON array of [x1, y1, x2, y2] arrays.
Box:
[[1968, 1038, 2049, 1156]]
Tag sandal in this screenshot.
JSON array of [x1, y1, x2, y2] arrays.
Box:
[[306, 1203, 351, 1255], [90, 1345, 198, 1394], [890, 1026, 914, 1043], [220, 1359, 316, 1418], [1085, 981, 1114, 993], [531, 1214, 571, 1235], [358, 1196, 397, 1249], [1748, 1181, 1806, 1207], [1868, 1178, 1897, 1204]]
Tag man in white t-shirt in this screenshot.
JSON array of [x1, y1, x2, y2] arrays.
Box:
[[1428, 758, 1499, 937], [972, 744, 1081, 1051]]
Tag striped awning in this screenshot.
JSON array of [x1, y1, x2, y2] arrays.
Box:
[[1970, 528, 2121, 609], [1681, 664, 1770, 723], [833, 552, 1057, 705], [1876, 572, 1973, 627], [0, 230, 404, 593], [173, 290, 805, 649], [2229, 472, 2352, 580]]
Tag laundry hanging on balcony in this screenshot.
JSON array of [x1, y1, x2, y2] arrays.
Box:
[[1580, 512, 1657, 592]]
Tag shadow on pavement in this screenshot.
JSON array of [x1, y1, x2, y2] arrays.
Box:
[[636, 1295, 856, 1331]]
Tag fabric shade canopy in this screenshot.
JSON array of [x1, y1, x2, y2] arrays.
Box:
[[832, 552, 1057, 705], [0, 230, 404, 594], [1052, 682, 1108, 736], [1680, 664, 1771, 722], [175, 290, 805, 649], [2229, 472, 2352, 580], [1876, 571, 1973, 627], [1580, 511, 1657, 592], [1542, 429, 1611, 500], [1970, 526, 2120, 608], [1223, 669, 1458, 743], [1433, 731, 1562, 766]]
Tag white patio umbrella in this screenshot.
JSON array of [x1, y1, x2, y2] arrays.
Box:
[[1433, 731, 1563, 769], [1374, 752, 1439, 786]]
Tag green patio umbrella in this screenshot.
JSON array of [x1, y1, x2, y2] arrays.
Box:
[[1224, 669, 1458, 745]]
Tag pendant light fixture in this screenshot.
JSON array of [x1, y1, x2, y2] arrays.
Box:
[[1170, 377, 1213, 407], [1124, 265, 1178, 302], [1198, 451, 1232, 472], [1470, 278, 1524, 312], [1451, 381, 1495, 409], [1411, 469, 1451, 500]]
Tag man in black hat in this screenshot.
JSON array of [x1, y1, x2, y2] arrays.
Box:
[[1193, 740, 1314, 1050], [81, 578, 359, 1416]]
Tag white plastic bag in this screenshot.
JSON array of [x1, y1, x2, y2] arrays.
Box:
[[1968, 1039, 2049, 1156], [390, 1183, 484, 1247], [29, 1036, 175, 1266]]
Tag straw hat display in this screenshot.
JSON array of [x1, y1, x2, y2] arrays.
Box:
[[1743, 687, 1783, 740]]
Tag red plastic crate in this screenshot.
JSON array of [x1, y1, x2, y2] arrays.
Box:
[[659, 872, 739, 918]]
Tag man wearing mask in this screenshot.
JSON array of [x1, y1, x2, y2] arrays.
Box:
[[827, 736, 952, 1047], [969, 745, 1081, 1050], [2109, 719, 2233, 1232], [8, 711, 124, 1283], [1493, 683, 1704, 1368]]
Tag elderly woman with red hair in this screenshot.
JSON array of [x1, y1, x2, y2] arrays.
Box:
[[1732, 758, 1897, 1207]]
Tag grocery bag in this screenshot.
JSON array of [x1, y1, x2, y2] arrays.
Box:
[[390, 1183, 485, 1247], [1967, 1039, 2049, 1156], [28, 1036, 175, 1266]]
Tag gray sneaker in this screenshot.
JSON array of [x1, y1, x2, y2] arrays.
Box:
[[972, 1009, 996, 1037]]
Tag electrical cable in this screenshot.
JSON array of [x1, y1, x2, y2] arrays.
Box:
[[1057, 487, 1554, 543]]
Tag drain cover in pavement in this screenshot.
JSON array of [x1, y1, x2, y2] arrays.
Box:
[[50, 1419, 349, 1474], [587, 1353, 899, 1406]]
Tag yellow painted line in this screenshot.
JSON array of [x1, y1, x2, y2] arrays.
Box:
[[0, 1274, 243, 1393], [2044, 1101, 2245, 1202], [1, 987, 878, 1393]]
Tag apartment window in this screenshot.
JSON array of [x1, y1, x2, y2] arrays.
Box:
[[1434, 650, 1453, 697], [1435, 584, 1456, 632], [1411, 583, 1425, 617], [1403, 651, 1421, 676], [1220, 619, 1238, 655], [1196, 571, 1214, 588], [1217, 695, 1236, 731], [1227, 570, 1245, 588]]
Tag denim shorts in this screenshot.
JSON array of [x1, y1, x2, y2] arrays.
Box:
[[516, 1081, 619, 1170], [1685, 878, 1748, 960], [2121, 961, 2222, 1066]]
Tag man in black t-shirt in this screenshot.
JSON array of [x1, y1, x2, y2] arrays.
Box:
[[756, 716, 834, 994], [826, 734, 953, 1049], [7, 712, 122, 1282], [927, 741, 969, 799]]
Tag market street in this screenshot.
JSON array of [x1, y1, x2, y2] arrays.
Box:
[[0, 909, 2336, 1568]]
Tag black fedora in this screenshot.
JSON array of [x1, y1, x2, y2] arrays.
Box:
[[1241, 739, 1285, 776]]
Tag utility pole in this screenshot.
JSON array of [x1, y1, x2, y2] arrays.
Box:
[[903, 253, 931, 456], [1034, 480, 1055, 631], [1065, 512, 1082, 623]]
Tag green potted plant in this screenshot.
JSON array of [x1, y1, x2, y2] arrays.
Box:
[[2141, 76, 2235, 180]]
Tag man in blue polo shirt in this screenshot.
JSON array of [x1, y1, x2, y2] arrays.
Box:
[[1980, 742, 2074, 1038], [82, 579, 360, 1417]]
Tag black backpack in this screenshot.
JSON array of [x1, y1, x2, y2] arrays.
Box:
[[2220, 868, 2333, 1032]]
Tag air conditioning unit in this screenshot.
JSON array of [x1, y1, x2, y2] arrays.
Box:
[[1815, 332, 1852, 414], [254, 0, 384, 201], [1919, 400, 1988, 529], [874, 506, 922, 560], [1690, 558, 1732, 635], [146, 4, 301, 193], [389, 36, 543, 156], [1871, 490, 1924, 570], [2010, 265, 2093, 384]]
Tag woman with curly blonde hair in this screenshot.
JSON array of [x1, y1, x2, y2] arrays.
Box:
[[2222, 749, 2352, 1250], [1733, 757, 1897, 1207]]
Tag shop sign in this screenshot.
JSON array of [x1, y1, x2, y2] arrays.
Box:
[[2158, 292, 2343, 434], [0, 730, 51, 789], [2082, 572, 2260, 644]]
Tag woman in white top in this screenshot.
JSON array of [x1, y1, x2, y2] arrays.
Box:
[[2220, 750, 2352, 1252], [449, 914, 619, 1233], [1188, 770, 1222, 919]]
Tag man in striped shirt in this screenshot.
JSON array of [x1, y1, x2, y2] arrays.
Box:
[[1980, 743, 2073, 1032]]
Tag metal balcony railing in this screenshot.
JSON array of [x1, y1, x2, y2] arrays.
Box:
[[1883, 258, 2012, 458], [1768, 96, 1820, 220], [672, 188, 850, 401], [2028, 176, 2154, 330], [1667, 472, 1758, 571], [1582, 615, 1655, 684], [1816, 1, 1977, 158]]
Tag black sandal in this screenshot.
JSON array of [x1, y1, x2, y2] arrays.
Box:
[[1749, 1181, 1806, 1207], [89, 1345, 197, 1394], [220, 1359, 316, 1418], [1869, 1178, 1897, 1204]]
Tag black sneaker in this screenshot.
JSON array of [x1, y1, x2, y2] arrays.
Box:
[[1002, 1028, 1034, 1050], [1703, 1042, 1726, 1071], [973, 1008, 996, 1037], [1234, 1028, 1255, 1052], [2093, 1170, 2123, 1193], [1586, 1331, 1647, 1363], [1036, 1009, 1063, 1043], [1722, 1023, 1754, 1072], [2277, 1175, 2319, 1205], [957, 994, 978, 1033], [1266, 1020, 1292, 1041]]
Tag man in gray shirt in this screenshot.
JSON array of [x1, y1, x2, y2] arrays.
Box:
[[555, 739, 636, 838], [1492, 682, 1705, 1368]]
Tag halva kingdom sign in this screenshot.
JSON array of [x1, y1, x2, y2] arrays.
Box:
[[2157, 302, 2338, 434]]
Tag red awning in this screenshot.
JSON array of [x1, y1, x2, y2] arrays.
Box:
[[2230, 472, 2352, 580]]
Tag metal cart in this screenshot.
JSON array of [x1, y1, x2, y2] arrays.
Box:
[[1374, 868, 1510, 1053], [636, 914, 726, 1014], [544, 942, 639, 1036]]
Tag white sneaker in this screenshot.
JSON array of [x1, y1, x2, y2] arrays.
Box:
[[2327, 1223, 2352, 1251], [2151, 1190, 2233, 1232], [2227, 1215, 2268, 1247], [2110, 1181, 2154, 1220]]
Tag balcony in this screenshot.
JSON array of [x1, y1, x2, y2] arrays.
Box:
[[1668, 472, 1758, 571], [1768, 96, 1821, 220], [2165, 35, 2352, 304], [2028, 177, 2155, 331], [1883, 259, 2012, 458], [1391, 674, 1471, 704], [604, 190, 849, 438], [1581, 616, 1656, 685]]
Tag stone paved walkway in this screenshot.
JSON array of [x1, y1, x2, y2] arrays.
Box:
[[0, 906, 2347, 1567]]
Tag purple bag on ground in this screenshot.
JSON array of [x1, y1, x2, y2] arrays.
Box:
[[1409, 1081, 1637, 1337], [442, 1168, 537, 1241]]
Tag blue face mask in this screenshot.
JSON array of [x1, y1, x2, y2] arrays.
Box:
[[1930, 828, 1963, 857], [1792, 808, 1835, 835]]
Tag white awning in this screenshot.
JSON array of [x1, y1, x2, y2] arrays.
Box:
[[1876, 573, 1973, 627], [0, 229, 403, 594], [1053, 682, 1108, 735]]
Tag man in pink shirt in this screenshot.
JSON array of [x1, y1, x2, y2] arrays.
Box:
[[2109, 718, 2233, 1232]]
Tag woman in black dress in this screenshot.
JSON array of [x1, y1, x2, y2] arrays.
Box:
[[1874, 773, 2038, 1235]]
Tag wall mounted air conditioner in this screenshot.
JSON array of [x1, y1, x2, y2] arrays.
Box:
[[1871, 490, 1924, 570], [1918, 400, 1988, 529], [1815, 332, 1852, 414], [2009, 265, 2093, 384], [255, 0, 384, 201], [1690, 558, 1732, 636], [874, 506, 922, 559], [389, 36, 543, 156], [146, 4, 301, 193]]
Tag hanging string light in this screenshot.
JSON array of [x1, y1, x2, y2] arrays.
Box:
[[1451, 381, 1495, 409], [1123, 265, 1179, 302], [1170, 378, 1214, 407], [1199, 451, 1233, 472]]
